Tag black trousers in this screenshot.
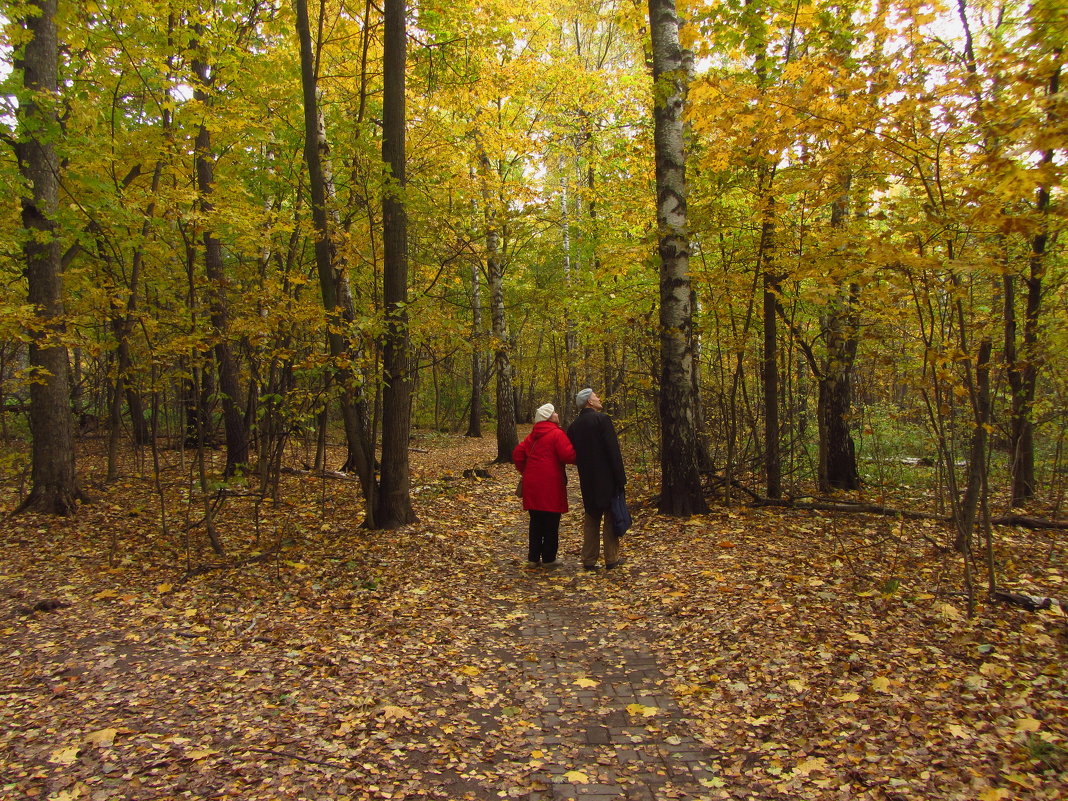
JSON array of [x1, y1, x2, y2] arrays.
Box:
[[527, 510, 561, 563]]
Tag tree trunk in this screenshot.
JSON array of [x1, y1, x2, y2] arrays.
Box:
[[817, 180, 861, 492], [14, 0, 83, 515], [488, 226, 518, 462], [1007, 63, 1057, 505], [295, 0, 377, 522], [465, 255, 483, 437], [191, 45, 248, 477], [376, 0, 415, 527], [760, 195, 781, 499], [648, 0, 706, 516]]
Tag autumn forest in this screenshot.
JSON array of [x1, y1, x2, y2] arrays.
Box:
[[1, 0, 1066, 799]]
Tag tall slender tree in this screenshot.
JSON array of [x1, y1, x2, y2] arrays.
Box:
[[295, 0, 378, 523], [377, 0, 415, 526], [12, 0, 83, 514], [648, 0, 707, 515], [190, 24, 248, 477]]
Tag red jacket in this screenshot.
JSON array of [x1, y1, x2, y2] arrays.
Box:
[[513, 421, 577, 513]]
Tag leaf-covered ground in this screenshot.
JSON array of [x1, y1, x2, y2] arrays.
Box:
[[1, 432, 1065, 800]]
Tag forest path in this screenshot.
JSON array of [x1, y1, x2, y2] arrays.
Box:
[[442, 464, 721, 801], [474, 514, 717, 801]]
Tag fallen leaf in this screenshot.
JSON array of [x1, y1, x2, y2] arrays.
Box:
[[563, 770, 589, 783], [626, 703, 657, 717], [574, 678, 599, 688], [794, 757, 826, 775], [49, 746, 80, 765], [84, 728, 118, 747]]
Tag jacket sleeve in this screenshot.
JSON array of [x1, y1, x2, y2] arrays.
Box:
[[512, 439, 528, 473], [554, 428, 577, 464]]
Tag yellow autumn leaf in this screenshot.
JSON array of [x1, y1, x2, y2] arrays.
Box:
[[837, 692, 860, 703], [787, 679, 807, 692], [947, 724, 970, 739], [846, 632, 872, 644], [1015, 717, 1042, 732], [978, 789, 1010, 801], [458, 665, 480, 677], [51, 783, 89, 801], [49, 745, 80, 765], [381, 705, 411, 720], [563, 770, 589, 783], [626, 703, 658, 717], [793, 757, 826, 775], [184, 748, 217, 760], [84, 728, 117, 747], [93, 589, 117, 600], [871, 676, 891, 693], [470, 686, 488, 697], [574, 678, 599, 688], [156, 583, 173, 594]]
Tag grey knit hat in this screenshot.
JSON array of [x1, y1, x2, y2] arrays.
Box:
[[575, 388, 593, 409], [534, 403, 555, 423]]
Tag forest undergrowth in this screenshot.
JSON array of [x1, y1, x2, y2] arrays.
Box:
[[0, 431, 1065, 800]]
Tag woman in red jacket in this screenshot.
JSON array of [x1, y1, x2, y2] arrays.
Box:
[[513, 403, 577, 566]]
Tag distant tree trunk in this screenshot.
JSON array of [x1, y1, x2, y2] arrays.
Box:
[[648, 0, 706, 516], [191, 44, 248, 477], [1006, 65, 1057, 505], [759, 188, 781, 499], [376, 0, 415, 527], [561, 175, 579, 428], [817, 177, 861, 492], [465, 255, 483, 437], [295, 0, 377, 522], [488, 224, 518, 462], [13, 0, 84, 515]]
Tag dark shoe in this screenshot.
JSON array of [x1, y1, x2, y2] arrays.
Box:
[[543, 560, 562, 567], [524, 561, 540, 569], [583, 564, 600, 570], [605, 559, 624, 569]]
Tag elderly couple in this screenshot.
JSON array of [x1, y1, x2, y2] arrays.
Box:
[[512, 388, 627, 570]]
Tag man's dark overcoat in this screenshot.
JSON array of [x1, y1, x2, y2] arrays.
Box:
[[567, 408, 626, 514]]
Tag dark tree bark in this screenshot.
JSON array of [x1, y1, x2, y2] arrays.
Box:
[[13, 0, 84, 515], [1006, 64, 1058, 505], [648, 0, 706, 516], [191, 39, 248, 477], [465, 255, 483, 437], [759, 192, 781, 500], [376, 0, 415, 527], [817, 178, 861, 492], [488, 224, 518, 462], [295, 0, 377, 523]]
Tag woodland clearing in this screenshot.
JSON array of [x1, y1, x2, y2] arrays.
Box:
[[0, 431, 1065, 801]]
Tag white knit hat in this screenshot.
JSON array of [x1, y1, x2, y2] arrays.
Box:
[[575, 388, 593, 409], [534, 403, 555, 422]]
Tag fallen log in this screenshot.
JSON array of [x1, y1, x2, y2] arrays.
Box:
[[751, 496, 945, 521], [991, 514, 1068, 531], [992, 590, 1064, 613], [748, 497, 1068, 531]]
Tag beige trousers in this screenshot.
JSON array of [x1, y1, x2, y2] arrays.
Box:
[[581, 508, 620, 567]]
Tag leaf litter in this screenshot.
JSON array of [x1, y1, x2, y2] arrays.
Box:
[[0, 432, 1064, 800]]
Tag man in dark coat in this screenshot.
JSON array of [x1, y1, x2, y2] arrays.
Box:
[[567, 388, 626, 569]]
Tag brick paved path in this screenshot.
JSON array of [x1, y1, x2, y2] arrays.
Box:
[[486, 510, 719, 801]]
